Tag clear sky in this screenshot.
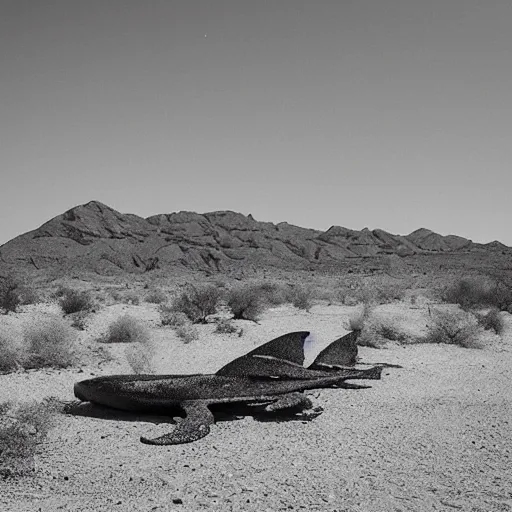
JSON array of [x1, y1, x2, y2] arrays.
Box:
[[1, 0, 511, 245]]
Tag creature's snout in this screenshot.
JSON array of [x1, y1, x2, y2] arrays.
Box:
[[74, 381, 89, 401]]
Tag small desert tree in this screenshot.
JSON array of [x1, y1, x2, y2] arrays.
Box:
[[227, 285, 265, 321], [172, 285, 222, 324]]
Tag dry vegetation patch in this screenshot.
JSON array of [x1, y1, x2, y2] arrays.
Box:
[[0, 398, 60, 478], [23, 315, 81, 369], [144, 288, 167, 304], [0, 325, 23, 373], [425, 308, 484, 348], [214, 318, 239, 334], [172, 285, 222, 324], [103, 315, 150, 344], [58, 287, 94, 315], [0, 275, 23, 314], [226, 285, 265, 321], [443, 276, 512, 312], [286, 285, 313, 311]]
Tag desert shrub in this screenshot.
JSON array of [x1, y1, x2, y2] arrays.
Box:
[[145, 288, 167, 304], [214, 318, 238, 334], [159, 305, 189, 327], [353, 284, 379, 306], [59, 288, 94, 315], [17, 286, 41, 306], [24, 316, 79, 369], [348, 303, 373, 332], [108, 289, 140, 305], [103, 315, 150, 344], [333, 286, 350, 305], [347, 304, 405, 348], [424, 309, 483, 348], [376, 283, 406, 303], [0, 327, 23, 373], [227, 285, 265, 321], [286, 285, 313, 311], [352, 311, 408, 348], [0, 399, 59, 477], [443, 277, 512, 312], [172, 285, 222, 324], [175, 323, 199, 343], [475, 308, 505, 336], [256, 282, 288, 306], [443, 278, 489, 309], [125, 342, 154, 374], [119, 291, 140, 305], [374, 318, 408, 343], [69, 310, 89, 331], [0, 276, 22, 314], [487, 280, 512, 312]]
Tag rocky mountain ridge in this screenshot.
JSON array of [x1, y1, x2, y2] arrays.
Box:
[[0, 201, 507, 275]]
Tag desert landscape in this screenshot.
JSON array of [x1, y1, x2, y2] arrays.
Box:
[[4, 1, 512, 510], [1, 203, 512, 511]]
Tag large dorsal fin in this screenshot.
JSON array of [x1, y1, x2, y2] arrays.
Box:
[[216, 331, 310, 377], [308, 331, 358, 370]]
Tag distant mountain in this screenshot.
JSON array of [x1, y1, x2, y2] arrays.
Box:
[[0, 201, 508, 276]]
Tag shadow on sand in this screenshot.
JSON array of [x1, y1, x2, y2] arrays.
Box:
[[64, 400, 323, 426]]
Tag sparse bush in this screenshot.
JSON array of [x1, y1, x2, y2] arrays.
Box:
[[109, 289, 140, 305], [443, 278, 489, 310], [159, 306, 189, 327], [443, 277, 512, 312], [354, 314, 408, 348], [214, 318, 238, 334], [0, 276, 22, 314], [0, 399, 59, 477], [227, 285, 265, 321], [24, 316, 80, 369], [257, 282, 288, 306], [374, 319, 408, 343], [347, 304, 408, 348], [172, 285, 222, 323], [69, 310, 89, 331], [353, 284, 379, 306], [424, 309, 483, 348], [376, 283, 406, 303], [0, 327, 23, 373], [103, 315, 150, 344], [475, 308, 505, 336], [487, 280, 512, 312], [286, 285, 313, 311], [17, 286, 41, 306], [175, 323, 199, 343], [125, 342, 154, 374], [119, 291, 140, 305], [145, 288, 167, 304], [59, 288, 94, 315], [348, 303, 373, 332]]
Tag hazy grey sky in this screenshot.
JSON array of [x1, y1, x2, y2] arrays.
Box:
[[2, 0, 511, 245]]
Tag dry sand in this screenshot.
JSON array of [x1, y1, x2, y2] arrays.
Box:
[[1, 301, 511, 511]]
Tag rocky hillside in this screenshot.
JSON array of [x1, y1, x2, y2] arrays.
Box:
[[0, 201, 507, 276]]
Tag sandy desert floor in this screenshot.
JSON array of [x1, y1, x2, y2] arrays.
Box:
[[1, 300, 512, 512]]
